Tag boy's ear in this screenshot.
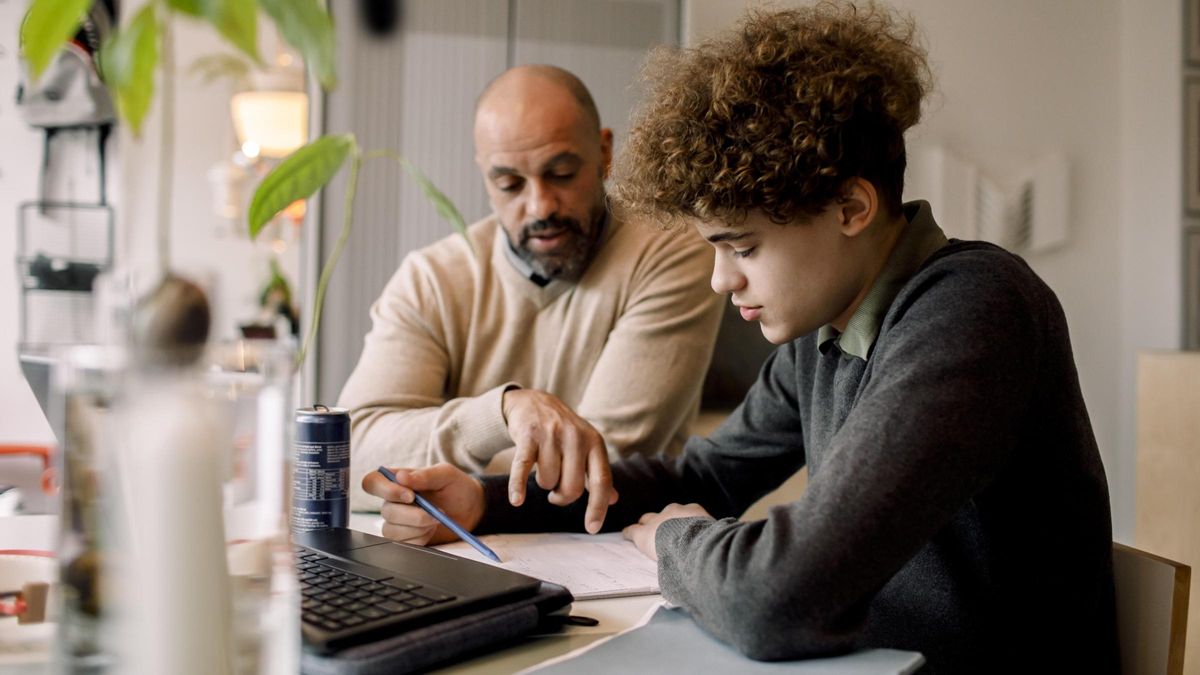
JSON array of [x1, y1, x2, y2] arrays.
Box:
[[836, 178, 878, 237]]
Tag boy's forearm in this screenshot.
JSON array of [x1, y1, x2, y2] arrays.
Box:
[[652, 512, 864, 661]]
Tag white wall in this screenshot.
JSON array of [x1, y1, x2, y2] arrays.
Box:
[[1117, 0, 1182, 541], [684, 0, 1179, 540]]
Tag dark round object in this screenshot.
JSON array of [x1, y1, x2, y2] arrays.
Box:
[[358, 0, 400, 37], [131, 273, 211, 366]]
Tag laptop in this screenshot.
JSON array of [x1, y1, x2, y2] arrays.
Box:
[[294, 528, 543, 653]]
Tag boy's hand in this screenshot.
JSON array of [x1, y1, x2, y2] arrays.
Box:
[[502, 388, 618, 533], [622, 503, 713, 561], [362, 463, 485, 545]]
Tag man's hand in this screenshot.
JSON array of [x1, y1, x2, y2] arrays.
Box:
[[622, 503, 713, 561], [362, 463, 485, 545], [502, 388, 618, 534]]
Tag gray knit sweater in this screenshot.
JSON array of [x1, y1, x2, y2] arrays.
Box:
[[477, 240, 1118, 674]]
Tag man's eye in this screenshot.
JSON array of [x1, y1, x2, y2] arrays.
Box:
[[733, 247, 755, 259], [496, 179, 523, 192], [550, 171, 576, 181]]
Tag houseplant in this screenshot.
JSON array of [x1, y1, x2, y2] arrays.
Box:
[[22, 0, 467, 365]]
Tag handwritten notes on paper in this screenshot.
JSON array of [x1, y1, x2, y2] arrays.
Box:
[[437, 532, 659, 599]]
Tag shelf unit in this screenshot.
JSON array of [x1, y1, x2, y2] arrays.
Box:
[[15, 200, 114, 350]]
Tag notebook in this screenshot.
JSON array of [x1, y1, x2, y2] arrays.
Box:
[[293, 528, 543, 653], [437, 532, 659, 599]]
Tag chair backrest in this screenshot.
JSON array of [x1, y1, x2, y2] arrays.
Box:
[[1112, 542, 1191, 675]]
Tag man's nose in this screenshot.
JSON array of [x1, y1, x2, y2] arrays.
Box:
[[526, 180, 558, 221], [710, 253, 746, 295]]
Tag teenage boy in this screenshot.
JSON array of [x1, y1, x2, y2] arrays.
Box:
[[362, 4, 1118, 673]]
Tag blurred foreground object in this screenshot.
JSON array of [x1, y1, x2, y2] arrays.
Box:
[[130, 273, 211, 367]]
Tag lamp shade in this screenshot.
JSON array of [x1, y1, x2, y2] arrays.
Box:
[[230, 91, 308, 158]]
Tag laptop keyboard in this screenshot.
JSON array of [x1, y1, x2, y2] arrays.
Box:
[[294, 546, 457, 635]]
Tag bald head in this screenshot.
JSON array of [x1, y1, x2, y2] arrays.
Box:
[[472, 65, 614, 284], [475, 65, 601, 134]]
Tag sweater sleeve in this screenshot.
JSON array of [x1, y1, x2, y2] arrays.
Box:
[[338, 254, 515, 512], [572, 229, 725, 459], [475, 343, 809, 534], [651, 262, 1045, 661]]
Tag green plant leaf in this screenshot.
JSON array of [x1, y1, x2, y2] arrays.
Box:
[[259, 0, 336, 90], [20, 0, 92, 81], [165, 0, 203, 17], [202, 0, 260, 62], [248, 134, 355, 238], [187, 52, 252, 87], [262, 257, 293, 305], [397, 157, 469, 242], [100, 4, 160, 135]]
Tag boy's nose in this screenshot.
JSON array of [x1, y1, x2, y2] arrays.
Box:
[[710, 255, 746, 295]]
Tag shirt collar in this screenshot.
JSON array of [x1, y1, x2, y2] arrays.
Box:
[[500, 212, 608, 287], [817, 200, 948, 360], [502, 229, 551, 287]]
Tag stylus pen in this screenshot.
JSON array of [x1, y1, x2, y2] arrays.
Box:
[[376, 466, 502, 563]]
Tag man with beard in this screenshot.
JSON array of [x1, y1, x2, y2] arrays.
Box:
[[340, 65, 723, 525]]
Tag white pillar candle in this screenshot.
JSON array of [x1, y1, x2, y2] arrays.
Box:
[[112, 377, 234, 675]]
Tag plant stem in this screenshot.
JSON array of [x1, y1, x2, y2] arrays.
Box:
[[363, 149, 392, 162], [157, 5, 175, 275], [295, 148, 361, 368], [369, 149, 471, 249]]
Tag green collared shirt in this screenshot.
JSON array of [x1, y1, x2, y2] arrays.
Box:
[[817, 200, 948, 360]]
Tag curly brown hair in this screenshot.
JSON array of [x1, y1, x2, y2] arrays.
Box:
[[612, 1, 932, 227]]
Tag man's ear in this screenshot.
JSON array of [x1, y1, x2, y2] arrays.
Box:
[[837, 178, 878, 238], [599, 128, 614, 179]]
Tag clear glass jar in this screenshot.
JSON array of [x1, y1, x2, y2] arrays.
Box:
[[48, 339, 299, 675], [203, 339, 299, 675], [50, 344, 126, 674]]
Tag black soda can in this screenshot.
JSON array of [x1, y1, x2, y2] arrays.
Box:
[[292, 405, 350, 532]]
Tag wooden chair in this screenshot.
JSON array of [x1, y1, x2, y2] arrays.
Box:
[[1112, 542, 1190, 675], [1136, 352, 1200, 673]]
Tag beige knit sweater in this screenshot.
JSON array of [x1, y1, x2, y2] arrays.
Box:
[[339, 213, 723, 510]]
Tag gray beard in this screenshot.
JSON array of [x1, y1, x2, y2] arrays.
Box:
[[512, 209, 606, 282]]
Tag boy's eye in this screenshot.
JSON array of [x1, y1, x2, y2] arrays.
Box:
[[732, 247, 755, 259]]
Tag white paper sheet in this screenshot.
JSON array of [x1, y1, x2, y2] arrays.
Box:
[[436, 532, 659, 599]]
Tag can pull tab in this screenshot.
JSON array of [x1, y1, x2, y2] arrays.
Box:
[[312, 404, 329, 412]]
